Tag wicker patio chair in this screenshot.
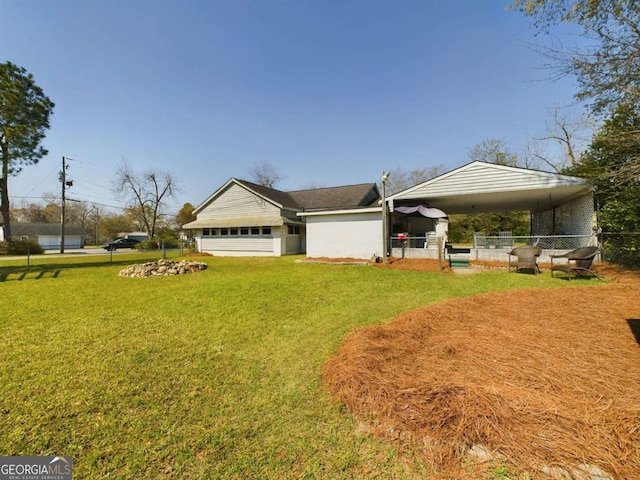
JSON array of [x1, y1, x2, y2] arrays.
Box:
[[550, 246, 600, 280], [508, 245, 542, 274]]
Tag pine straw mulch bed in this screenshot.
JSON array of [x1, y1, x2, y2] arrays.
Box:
[[322, 261, 640, 479]]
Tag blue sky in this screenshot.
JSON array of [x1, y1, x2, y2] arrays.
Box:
[[2, 0, 584, 215]]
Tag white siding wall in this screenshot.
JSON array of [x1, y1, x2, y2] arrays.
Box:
[[199, 237, 275, 256], [305, 212, 382, 259], [196, 227, 297, 257], [198, 183, 281, 219]]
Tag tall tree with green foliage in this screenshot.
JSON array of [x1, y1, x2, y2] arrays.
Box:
[[0, 62, 55, 242], [565, 103, 640, 265], [566, 104, 640, 229], [513, 1, 640, 264], [175, 202, 196, 227], [512, 0, 640, 184], [511, 0, 640, 116]]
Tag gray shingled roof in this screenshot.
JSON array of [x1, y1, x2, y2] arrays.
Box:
[[9, 223, 86, 236], [234, 179, 302, 210], [288, 183, 380, 210], [234, 179, 380, 211]]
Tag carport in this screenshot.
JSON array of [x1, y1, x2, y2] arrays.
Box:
[[386, 161, 596, 262]]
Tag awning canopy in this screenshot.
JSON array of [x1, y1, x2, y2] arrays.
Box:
[[183, 216, 304, 229], [394, 204, 447, 219]]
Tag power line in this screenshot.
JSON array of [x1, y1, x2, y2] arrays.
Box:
[[24, 165, 60, 195]]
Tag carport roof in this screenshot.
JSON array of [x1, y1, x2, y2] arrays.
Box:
[[388, 161, 592, 214]]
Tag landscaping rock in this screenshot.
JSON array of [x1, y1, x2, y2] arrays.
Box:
[[118, 260, 208, 277]]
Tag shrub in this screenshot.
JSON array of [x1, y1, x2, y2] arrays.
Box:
[[0, 240, 44, 255], [602, 233, 640, 268], [136, 239, 182, 250]]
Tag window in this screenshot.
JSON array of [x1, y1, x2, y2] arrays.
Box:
[[230, 228, 238, 236], [288, 225, 300, 235], [240, 227, 249, 235], [203, 228, 210, 236], [220, 228, 229, 236], [251, 227, 260, 235], [262, 226, 271, 235]]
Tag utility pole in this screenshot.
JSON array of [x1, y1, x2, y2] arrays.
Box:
[[92, 205, 100, 245], [381, 171, 390, 264], [59, 157, 73, 253]]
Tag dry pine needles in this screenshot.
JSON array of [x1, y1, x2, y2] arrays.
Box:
[[323, 263, 640, 479]]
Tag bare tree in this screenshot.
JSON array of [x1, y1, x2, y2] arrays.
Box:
[[112, 159, 179, 238], [528, 108, 595, 171], [512, 0, 640, 200], [511, 0, 640, 116], [468, 138, 519, 166], [249, 161, 284, 189], [385, 164, 447, 195]]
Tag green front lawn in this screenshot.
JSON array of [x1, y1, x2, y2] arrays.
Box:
[[0, 255, 563, 479]]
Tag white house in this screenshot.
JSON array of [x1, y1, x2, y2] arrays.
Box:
[[183, 178, 380, 257], [0, 222, 86, 249], [184, 162, 595, 261]]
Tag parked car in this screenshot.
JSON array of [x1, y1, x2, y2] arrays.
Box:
[[103, 238, 140, 251]]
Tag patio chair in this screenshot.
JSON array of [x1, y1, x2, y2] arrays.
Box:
[[550, 246, 600, 280], [474, 231, 489, 249], [508, 245, 542, 274], [498, 231, 514, 249]]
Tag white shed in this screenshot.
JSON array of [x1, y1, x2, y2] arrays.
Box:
[[298, 207, 383, 260]]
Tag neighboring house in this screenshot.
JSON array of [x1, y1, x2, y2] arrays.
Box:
[[0, 222, 85, 249], [183, 179, 380, 257]]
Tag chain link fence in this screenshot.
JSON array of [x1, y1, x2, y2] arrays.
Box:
[[392, 232, 639, 268]]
